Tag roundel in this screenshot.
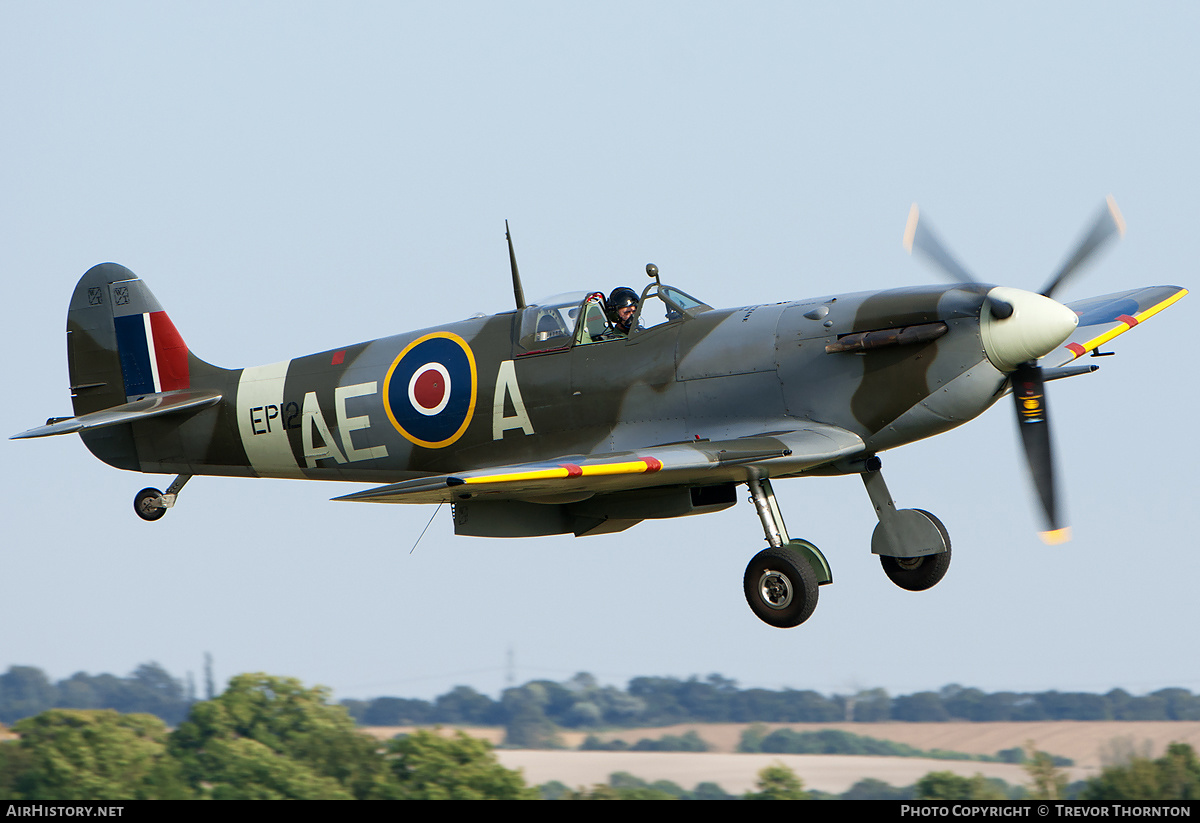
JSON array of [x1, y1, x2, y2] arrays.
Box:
[[383, 332, 477, 448]]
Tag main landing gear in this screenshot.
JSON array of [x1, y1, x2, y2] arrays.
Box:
[[133, 475, 192, 522], [741, 462, 951, 628], [861, 467, 951, 591], [743, 477, 831, 628]]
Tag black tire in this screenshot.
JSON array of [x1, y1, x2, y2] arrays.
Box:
[[880, 510, 951, 591], [743, 545, 819, 628], [134, 488, 167, 522]]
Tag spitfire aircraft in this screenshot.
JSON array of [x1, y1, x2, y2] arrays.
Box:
[[13, 201, 1186, 628]]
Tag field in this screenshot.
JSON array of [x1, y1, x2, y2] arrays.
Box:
[[366, 721, 1200, 794]]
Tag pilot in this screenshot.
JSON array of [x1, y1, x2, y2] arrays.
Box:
[[606, 287, 639, 336]]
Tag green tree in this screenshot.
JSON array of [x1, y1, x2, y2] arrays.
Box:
[[916, 770, 1008, 800], [120, 663, 190, 725], [0, 667, 57, 724], [580, 734, 629, 751], [1082, 742, 1200, 800], [564, 779, 677, 800], [9, 709, 190, 800], [381, 729, 537, 799], [744, 762, 809, 800], [608, 771, 686, 798], [434, 685, 498, 725], [842, 777, 911, 800], [1159, 743, 1200, 798], [361, 696, 435, 726], [693, 780, 734, 800], [539, 779, 571, 799], [0, 738, 33, 799], [739, 722, 769, 752], [631, 729, 709, 752], [892, 691, 952, 721], [1023, 740, 1068, 800], [169, 673, 386, 799], [1154, 688, 1200, 721], [180, 736, 353, 800], [501, 683, 562, 748], [843, 687, 891, 721]]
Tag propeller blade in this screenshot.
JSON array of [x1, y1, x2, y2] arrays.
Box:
[[1011, 362, 1070, 544], [903, 204, 1012, 317], [1039, 195, 1126, 299], [903, 203, 979, 284]]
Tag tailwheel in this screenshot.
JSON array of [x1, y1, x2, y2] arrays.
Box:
[[134, 488, 167, 522], [744, 545, 819, 628], [132, 475, 190, 522]]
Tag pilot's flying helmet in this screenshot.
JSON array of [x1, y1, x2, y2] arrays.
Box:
[[606, 287, 639, 314]]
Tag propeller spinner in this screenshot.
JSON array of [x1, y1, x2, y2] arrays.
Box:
[[903, 198, 1127, 543]]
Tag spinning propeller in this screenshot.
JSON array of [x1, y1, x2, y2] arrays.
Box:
[[903, 198, 1127, 544]]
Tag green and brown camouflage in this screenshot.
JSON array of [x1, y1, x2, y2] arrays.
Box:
[[12, 205, 1187, 628]]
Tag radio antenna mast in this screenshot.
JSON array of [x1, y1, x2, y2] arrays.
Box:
[[506, 220, 526, 311]]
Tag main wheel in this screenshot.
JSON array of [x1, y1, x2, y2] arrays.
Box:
[[134, 488, 167, 522], [879, 509, 951, 591], [880, 550, 951, 591], [743, 545, 819, 628]]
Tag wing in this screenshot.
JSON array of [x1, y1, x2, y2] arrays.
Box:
[[333, 424, 865, 505], [10, 389, 223, 440], [1041, 285, 1187, 369]]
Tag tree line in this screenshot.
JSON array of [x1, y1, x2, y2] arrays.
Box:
[[0, 663, 194, 726], [3, 684, 1196, 800], [2, 665, 1198, 734], [0, 674, 535, 800], [340, 673, 1200, 733], [1, 670, 1197, 800]]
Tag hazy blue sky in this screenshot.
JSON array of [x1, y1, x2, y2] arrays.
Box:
[[2, 2, 1197, 702]]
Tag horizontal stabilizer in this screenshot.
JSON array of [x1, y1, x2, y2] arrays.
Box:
[[334, 424, 865, 505], [10, 389, 222, 440]]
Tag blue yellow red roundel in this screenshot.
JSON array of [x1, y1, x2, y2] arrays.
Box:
[[383, 332, 477, 448]]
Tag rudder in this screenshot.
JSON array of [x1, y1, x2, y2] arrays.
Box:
[[66, 263, 227, 472], [68, 263, 194, 417]]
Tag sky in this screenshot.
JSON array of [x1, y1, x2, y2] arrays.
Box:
[[2, 2, 1197, 704]]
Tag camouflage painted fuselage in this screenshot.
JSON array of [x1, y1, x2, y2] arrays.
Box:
[[67, 264, 1004, 487]]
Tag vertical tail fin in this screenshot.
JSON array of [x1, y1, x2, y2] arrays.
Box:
[[68, 263, 196, 417], [11, 263, 233, 470]]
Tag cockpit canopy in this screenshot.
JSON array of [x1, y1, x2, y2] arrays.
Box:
[[517, 283, 711, 353]]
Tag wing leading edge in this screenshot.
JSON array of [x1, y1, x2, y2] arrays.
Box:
[[1042, 285, 1187, 369], [333, 424, 865, 505]]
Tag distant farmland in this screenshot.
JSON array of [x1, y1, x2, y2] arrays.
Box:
[[364, 720, 1200, 794]]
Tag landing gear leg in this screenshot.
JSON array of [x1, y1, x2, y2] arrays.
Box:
[[861, 465, 951, 591], [742, 476, 831, 628], [133, 474, 192, 522]]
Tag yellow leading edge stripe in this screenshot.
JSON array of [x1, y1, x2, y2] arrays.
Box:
[[463, 467, 572, 484], [1045, 286, 1186, 545], [461, 459, 662, 486], [1067, 288, 1189, 360]]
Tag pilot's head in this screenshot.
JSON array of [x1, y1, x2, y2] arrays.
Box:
[[607, 287, 639, 332]]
